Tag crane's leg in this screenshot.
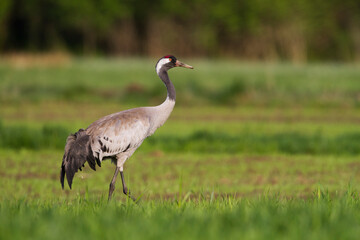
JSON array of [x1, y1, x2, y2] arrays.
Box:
[[120, 169, 136, 201], [108, 167, 120, 201]]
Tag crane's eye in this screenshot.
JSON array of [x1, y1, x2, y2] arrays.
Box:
[[169, 58, 172, 62]]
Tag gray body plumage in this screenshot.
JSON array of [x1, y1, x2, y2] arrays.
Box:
[[60, 101, 175, 189]]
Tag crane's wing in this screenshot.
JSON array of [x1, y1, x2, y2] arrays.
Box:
[[86, 109, 151, 161]]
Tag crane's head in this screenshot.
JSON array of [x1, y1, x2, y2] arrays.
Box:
[[156, 55, 193, 75]]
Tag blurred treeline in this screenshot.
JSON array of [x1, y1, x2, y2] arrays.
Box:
[[0, 0, 359, 61]]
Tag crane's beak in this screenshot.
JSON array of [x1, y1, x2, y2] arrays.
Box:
[[175, 60, 194, 69]]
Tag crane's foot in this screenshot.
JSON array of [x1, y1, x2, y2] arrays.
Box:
[[123, 188, 137, 202], [120, 171, 138, 203]]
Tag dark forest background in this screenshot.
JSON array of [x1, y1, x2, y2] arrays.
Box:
[[0, 0, 359, 61]]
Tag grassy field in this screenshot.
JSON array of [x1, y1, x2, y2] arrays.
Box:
[[1, 58, 360, 239], [2, 194, 360, 240]]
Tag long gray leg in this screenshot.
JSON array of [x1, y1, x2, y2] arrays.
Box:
[[108, 167, 120, 201], [120, 171, 136, 201]]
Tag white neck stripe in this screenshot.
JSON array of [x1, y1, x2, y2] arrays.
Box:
[[156, 58, 171, 74]]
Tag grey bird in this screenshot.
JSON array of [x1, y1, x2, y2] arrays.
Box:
[[60, 55, 193, 201]]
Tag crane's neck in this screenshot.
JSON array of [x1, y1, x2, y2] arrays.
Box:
[[145, 68, 176, 136], [158, 69, 176, 101]]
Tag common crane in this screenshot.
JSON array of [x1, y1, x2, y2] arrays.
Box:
[[60, 55, 193, 201]]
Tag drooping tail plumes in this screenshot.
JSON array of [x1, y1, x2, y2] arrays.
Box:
[[60, 129, 99, 189]]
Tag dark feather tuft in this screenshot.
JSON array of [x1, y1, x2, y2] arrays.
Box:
[[60, 129, 99, 189]]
